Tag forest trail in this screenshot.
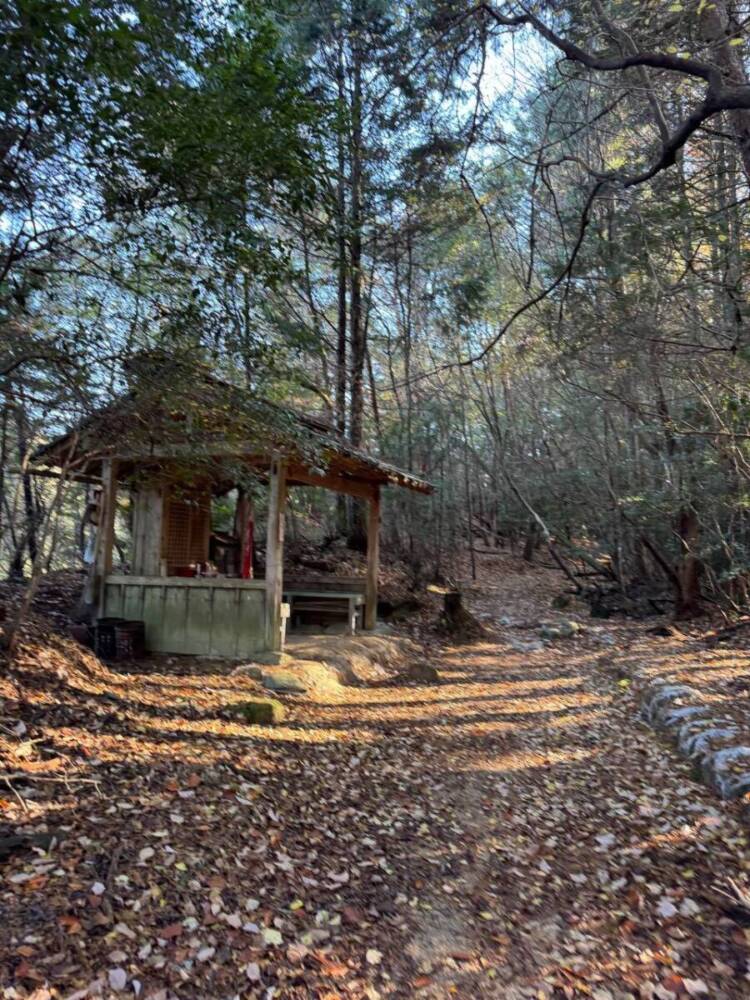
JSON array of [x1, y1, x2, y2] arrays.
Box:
[[290, 564, 750, 999], [5, 0, 750, 995], [3, 561, 750, 999]]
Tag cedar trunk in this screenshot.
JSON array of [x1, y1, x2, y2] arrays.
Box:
[[674, 507, 703, 619]]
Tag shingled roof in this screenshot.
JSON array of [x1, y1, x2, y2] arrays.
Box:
[[33, 373, 432, 495]]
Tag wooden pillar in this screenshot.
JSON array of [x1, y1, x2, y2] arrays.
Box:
[[90, 458, 118, 617], [265, 456, 287, 650], [365, 485, 380, 630]]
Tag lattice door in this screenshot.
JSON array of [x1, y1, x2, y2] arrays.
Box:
[[163, 490, 210, 572]]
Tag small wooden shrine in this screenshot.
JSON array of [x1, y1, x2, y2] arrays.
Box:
[[34, 364, 431, 656]]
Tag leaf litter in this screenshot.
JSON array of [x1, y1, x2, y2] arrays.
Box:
[[1, 555, 750, 998]]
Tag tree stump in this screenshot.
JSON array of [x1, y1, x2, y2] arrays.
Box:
[[444, 590, 463, 623], [440, 590, 486, 642]]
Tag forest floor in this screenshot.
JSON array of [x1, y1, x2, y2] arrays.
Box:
[[2, 555, 750, 999]]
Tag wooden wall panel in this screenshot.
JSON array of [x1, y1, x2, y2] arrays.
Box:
[[103, 578, 266, 657], [122, 585, 144, 623], [237, 589, 265, 658], [210, 588, 239, 658], [184, 586, 213, 655], [162, 587, 191, 654], [131, 488, 164, 576]]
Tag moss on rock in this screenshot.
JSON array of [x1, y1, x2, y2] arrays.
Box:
[[234, 699, 286, 725]]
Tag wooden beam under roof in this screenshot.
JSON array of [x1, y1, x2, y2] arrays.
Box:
[[285, 463, 378, 500]]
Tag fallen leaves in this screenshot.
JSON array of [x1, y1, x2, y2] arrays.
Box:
[[245, 961, 261, 981], [58, 915, 82, 935], [656, 898, 678, 919], [2, 561, 750, 1000], [286, 941, 309, 963], [107, 967, 127, 991], [683, 978, 710, 997]]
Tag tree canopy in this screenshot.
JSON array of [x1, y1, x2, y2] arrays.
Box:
[[1, 0, 749, 618]]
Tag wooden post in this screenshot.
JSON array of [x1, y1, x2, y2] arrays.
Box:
[[365, 486, 380, 630], [265, 456, 287, 650], [94, 458, 118, 616]]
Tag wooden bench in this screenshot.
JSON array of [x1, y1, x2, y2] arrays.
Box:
[[283, 589, 365, 635]]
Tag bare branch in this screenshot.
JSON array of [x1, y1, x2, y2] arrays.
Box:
[[474, 2, 750, 188]]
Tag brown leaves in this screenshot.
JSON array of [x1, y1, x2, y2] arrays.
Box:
[[14, 960, 45, 982], [2, 561, 750, 1000], [58, 914, 82, 934], [661, 973, 686, 994], [342, 904, 365, 925], [158, 921, 183, 939], [314, 954, 349, 979]]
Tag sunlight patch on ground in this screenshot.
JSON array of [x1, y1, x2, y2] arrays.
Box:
[[544, 708, 608, 730], [134, 714, 365, 745], [341, 674, 587, 706], [455, 746, 600, 774], [305, 692, 605, 727], [633, 820, 712, 853]]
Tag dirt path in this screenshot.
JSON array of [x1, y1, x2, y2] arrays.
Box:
[[292, 570, 750, 998], [3, 562, 750, 999]]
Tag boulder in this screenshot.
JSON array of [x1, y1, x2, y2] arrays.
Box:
[[540, 626, 559, 640], [234, 699, 286, 725], [595, 633, 616, 646], [540, 620, 582, 640], [262, 670, 307, 694], [404, 662, 440, 683], [510, 639, 544, 653], [680, 725, 739, 761], [639, 678, 750, 799], [658, 704, 712, 731], [641, 683, 695, 725], [252, 651, 294, 667], [230, 663, 263, 680], [702, 745, 750, 799]]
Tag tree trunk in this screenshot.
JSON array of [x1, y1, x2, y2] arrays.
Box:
[[334, 39, 350, 538], [675, 507, 703, 619], [348, 24, 365, 450], [7, 399, 37, 581], [0, 404, 7, 549], [522, 520, 539, 563], [3, 438, 77, 656], [441, 589, 486, 641], [347, 57, 368, 556]]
